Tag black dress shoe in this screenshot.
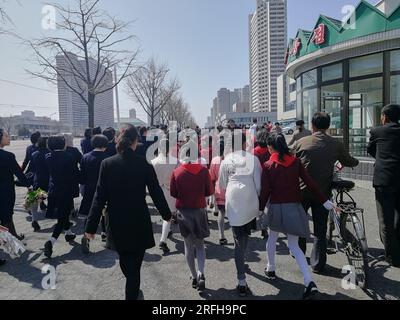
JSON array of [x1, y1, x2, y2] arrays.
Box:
[[65, 234, 76, 243], [0, 259, 6, 267], [191, 277, 198, 289], [32, 221, 41, 232], [81, 237, 90, 254], [303, 282, 319, 300], [264, 269, 276, 280], [44, 241, 53, 259], [237, 285, 252, 297], [101, 233, 107, 243], [197, 274, 206, 292], [159, 242, 170, 253], [16, 234, 25, 241], [219, 238, 228, 246]]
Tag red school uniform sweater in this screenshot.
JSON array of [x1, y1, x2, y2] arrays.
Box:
[[252, 146, 272, 166], [170, 163, 214, 209], [259, 153, 328, 211]]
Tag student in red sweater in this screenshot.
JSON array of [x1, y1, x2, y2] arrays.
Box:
[[170, 150, 214, 292], [259, 133, 335, 300], [252, 128, 271, 165]]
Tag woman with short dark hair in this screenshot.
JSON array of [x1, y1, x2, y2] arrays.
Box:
[[79, 135, 109, 244], [81, 128, 93, 155], [30, 137, 50, 232], [85, 125, 171, 300], [44, 135, 80, 258]]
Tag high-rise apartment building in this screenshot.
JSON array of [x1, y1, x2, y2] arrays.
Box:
[[249, 0, 287, 113], [57, 53, 114, 135]]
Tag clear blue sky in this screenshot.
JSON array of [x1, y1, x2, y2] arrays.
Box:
[[0, 0, 362, 126]]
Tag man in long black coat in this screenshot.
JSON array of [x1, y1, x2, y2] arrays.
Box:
[[368, 104, 400, 268]]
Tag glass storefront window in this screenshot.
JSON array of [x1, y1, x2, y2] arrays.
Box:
[[349, 77, 383, 157], [303, 89, 318, 130], [302, 69, 317, 88], [322, 63, 343, 82], [349, 53, 383, 78], [391, 50, 400, 71], [321, 83, 343, 138], [296, 92, 302, 121], [391, 75, 400, 104]]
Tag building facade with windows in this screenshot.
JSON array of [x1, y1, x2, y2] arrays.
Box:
[[286, 0, 400, 163], [57, 53, 114, 136], [249, 0, 287, 113]]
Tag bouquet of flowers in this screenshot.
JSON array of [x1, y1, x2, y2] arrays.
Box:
[[0, 226, 26, 258], [24, 188, 48, 211]]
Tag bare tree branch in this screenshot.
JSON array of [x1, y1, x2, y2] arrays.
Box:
[[26, 0, 139, 128], [126, 58, 180, 127]]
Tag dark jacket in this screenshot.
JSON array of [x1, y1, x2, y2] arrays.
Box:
[[78, 150, 108, 216], [288, 129, 312, 147], [81, 138, 93, 155], [31, 149, 50, 192], [367, 123, 400, 188], [294, 132, 359, 198], [66, 146, 83, 198], [0, 149, 29, 222], [46, 151, 80, 219], [22, 144, 38, 173], [86, 148, 172, 252], [105, 142, 117, 158]]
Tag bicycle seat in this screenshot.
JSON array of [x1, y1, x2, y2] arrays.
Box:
[[331, 179, 355, 190]]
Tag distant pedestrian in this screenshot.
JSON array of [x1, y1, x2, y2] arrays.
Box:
[[288, 120, 312, 147], [250, 118, 258, 142], [22, 131, 41, 185], [368, 104, 400, 268], [81, 128, 93, 155], [273, 123, 282, 134], [30, 137, 50, 232], [103, 127, 117, 158]]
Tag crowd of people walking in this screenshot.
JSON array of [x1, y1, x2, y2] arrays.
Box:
[[0, 104, 400, 300]]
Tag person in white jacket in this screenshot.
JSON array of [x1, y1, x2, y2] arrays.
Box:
[[151, 139, 179, 254], [219, 132, 262, 297]]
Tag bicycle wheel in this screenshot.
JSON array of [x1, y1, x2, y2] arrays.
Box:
[[340, 213, 369, 289]]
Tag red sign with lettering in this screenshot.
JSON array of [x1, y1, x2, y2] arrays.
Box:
[[290, 38, 302, 56], [311, 24, 326, 45]]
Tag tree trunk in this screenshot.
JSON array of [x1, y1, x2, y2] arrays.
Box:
[[88, 93, 95, 128], [150, 108, 154, 127]]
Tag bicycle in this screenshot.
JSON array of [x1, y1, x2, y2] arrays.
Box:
[[328, 169, 369, 290]]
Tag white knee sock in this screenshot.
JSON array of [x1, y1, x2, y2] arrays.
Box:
[[287, 234, 313, 286], [160, 220, 171, 243], [266, 230, 279, 272]]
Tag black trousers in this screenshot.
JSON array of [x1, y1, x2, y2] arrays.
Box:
[[51, 200, 73, 239], [299, 195, 329, 272], [375, 187, 400, 265], [117, 250, 146, 300]]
